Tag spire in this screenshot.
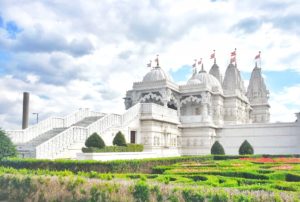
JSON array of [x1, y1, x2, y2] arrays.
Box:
[[247, 62, 270, 123], [222, 60, 245, 95], [246, 63, 269, 104], [209, 59, 222, 83], [200, 63, 205, 72]]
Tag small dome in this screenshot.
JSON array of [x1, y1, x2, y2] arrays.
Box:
[[142, 67, 171, 82], [187, 70, 223, 93], [195, 71, 223, 93]]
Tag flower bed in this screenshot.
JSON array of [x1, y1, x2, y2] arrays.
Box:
[[240, 157, 300, 163]]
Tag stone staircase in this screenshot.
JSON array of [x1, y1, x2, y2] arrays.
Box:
[[17, 116, 104, 158], [11, 103, 142, 159], [72, 116, 102, 127]]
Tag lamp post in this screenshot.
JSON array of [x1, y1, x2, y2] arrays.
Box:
[[32, 113, 39, 124]]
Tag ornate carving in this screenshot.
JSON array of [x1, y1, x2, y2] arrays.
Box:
[[180, 95, 202, 106]]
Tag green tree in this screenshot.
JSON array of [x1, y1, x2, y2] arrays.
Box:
[[0, 129, 17, 160], [113, 131, 127, 146], [211, 141, 225, 155], [85, 133, 105, 149], [239, 140, 254, 155]]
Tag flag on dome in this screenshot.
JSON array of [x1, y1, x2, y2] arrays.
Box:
[[198, 58, 202, 65], [192, 59, 197, 68], [255, 51, 261, 60], [210, 50, 215, 59], [147, 60, 152, 67], [231, 48, 236, 57]]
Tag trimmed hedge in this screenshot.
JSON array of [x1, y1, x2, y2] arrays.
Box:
[[113, 131, 127, 146], [85, 133, 105, 149], [82, 144, 144, 153], [0, 156, 212, 174], [211, 141, 225, 155], [239, 140, 254, 155]]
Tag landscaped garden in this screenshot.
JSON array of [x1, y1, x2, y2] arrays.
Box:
[[0, 155, 300, 201], [1, 129, 300, 201]]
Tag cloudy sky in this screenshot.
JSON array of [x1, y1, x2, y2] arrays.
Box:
[[0, 0, 299, 129]]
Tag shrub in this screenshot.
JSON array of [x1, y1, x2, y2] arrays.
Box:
[[85, 133, 105, 149], [133, 180, 150, 202], [82, 144, 143, 153], [113, 131, 126, 146], [0, 129, 17, 160], [286, 173, 300, 182], [239, 140, 254, 155], [211, 141, 225, 155], [182, 189, 205, 202]]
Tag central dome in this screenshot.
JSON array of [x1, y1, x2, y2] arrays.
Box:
[[142, 66, 171, 82]]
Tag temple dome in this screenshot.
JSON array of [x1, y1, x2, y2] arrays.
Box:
[[187, 68, 223, 93], [142, 66, 171, 82]]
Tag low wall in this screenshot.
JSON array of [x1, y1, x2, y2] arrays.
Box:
[[218, 122, 300, 155], [77, 151, 180, 161]]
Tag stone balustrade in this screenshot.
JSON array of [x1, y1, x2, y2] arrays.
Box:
[[140, 103, 179, 123], [6, 108, 103, 144]]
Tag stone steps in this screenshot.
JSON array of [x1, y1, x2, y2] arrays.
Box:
[[72, 116, 103, 127], [17, 116, 104, 158]]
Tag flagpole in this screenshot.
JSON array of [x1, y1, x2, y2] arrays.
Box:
[[259, 51, 261, 68]]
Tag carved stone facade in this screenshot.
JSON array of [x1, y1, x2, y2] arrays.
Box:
[[123, 61, 272, 154]]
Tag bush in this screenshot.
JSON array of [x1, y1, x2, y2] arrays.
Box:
[[85, 133, 105, 149], [0, 129, 17, 160], [133, 180, 150, 202], [113, 131, 126, 146], [182, 189, 205, 202], [286, 173, 300, 182], [82, 144, 144, 153], [211, 141, 225, 155], [239, 140, 254, 155]]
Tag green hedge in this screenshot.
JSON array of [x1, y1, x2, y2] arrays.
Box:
[[0, 156, 212, 174], [82, 144, 144, 153], [1, 154, 298, 174]]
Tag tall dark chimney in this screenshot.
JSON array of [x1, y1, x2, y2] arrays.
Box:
[[22, 92, 30, 129]]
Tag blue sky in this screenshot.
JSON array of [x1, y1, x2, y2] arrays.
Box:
[[0, 0, 299, 129]]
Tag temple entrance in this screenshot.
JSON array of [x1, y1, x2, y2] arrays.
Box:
[[130, 131, 136, 143]]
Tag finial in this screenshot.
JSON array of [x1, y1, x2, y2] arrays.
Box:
[[200, 63, 206, 72], [155, 54, 159, 67]]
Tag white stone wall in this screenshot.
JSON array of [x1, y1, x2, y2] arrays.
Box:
[[218, 122, 300, 155]]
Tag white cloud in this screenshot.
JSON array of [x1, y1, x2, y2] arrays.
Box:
[[0, 0, 299, 129], [270, 84, 300, 122]]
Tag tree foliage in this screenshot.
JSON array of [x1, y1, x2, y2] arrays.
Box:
[[85, 133, 105, 149], [113, 131, 127, 146], [211, 141, 225, 155], [239, 140, 254, 155], [0, 129, 17, 160]]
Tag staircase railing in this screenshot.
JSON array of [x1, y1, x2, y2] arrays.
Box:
[[6, 117, 64, 144], [34, 104, 142, 159], [120, 103, 141, 126], [35, 126, 88, 159], [35, 114, 121, 159], [6, 108, 104, 144]]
